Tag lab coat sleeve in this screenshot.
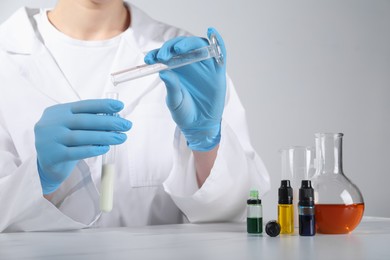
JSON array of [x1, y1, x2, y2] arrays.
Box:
[[163, 76, 270, 222]]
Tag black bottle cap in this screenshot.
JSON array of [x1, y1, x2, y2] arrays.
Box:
[[299, 180, 314, 206], [278, 180, 293, 204], [265, 221, 281, 237]]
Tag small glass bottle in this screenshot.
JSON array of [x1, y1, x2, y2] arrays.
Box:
[[278, 180, 294, 234], [298, 180, 316, 236], [247, 190, 262, 234], [311, 133, 364, 234]]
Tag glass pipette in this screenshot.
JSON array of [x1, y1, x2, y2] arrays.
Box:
[[111, 34, 224, 86]]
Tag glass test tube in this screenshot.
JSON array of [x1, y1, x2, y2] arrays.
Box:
[[110, 33, 223, 86], [100, 92, 119, 213]]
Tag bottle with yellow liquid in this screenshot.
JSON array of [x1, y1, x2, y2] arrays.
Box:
[[278, 180, 294, 234]]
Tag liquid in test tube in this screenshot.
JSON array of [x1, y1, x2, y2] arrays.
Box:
[[100, 92, 118, 213]]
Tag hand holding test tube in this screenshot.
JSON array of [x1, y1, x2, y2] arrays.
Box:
[[143, 28, 227, 152], [100, 92, 119, 212], [110, 29, 224, 86]]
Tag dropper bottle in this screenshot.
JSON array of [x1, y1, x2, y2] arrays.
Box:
[[278, 180, 294, 234], [247, 190, 263, 234], [298, 180, 316, 236]]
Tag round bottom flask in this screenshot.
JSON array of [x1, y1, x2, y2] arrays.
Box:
[[311, 133, 364, 234]]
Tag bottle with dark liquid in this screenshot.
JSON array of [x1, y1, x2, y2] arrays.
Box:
[[311, 133, 364, 234], [298, 180, 316, 236]]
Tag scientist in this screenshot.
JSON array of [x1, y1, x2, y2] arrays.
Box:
[[0, 0, 269, 232]]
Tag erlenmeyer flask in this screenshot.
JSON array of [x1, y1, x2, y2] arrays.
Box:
[[311, 133, 364, 234]]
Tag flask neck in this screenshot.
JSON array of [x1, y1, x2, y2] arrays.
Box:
[[315, 133, 344, 175]]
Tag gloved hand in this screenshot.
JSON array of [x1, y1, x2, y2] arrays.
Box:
[[34, 99, 132, 195], [144, 27, 227, 152]]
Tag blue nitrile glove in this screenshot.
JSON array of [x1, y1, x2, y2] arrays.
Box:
[[144, 27, 227, 151], [34, 99, 132, 194]]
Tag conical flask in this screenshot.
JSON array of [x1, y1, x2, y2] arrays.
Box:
[[311, 133, 364, 234]]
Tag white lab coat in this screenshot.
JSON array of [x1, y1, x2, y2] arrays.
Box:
[[0, 4, 270, 232]]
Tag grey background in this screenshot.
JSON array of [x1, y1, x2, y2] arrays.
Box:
[[0, 0, 389, 221]]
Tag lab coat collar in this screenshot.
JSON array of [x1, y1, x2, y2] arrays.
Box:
[[0, 7, 82, 103], [0, 7, 40, 54]]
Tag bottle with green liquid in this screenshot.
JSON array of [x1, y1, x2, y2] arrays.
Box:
[[247, 190, 263, 234]]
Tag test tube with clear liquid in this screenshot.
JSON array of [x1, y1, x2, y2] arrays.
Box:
[[110, 34, 223, 86], [100, 92, 119, 213]]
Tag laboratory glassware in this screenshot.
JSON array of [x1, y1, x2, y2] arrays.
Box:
[[247, 190, 263, 234], [110, 33, 223, 86], [311, 133, 364, 234], [279, 146, 315, 227], [100, 92, 119, 213]]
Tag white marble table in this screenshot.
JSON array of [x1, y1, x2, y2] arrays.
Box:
[[0, 217, 389, 260]]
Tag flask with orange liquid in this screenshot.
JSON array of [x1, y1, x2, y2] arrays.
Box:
[[311, 133, 364, 234]]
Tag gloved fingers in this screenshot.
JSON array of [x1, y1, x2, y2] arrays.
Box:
[[171, 34, 218, 71], [172, 36, 209, 56], [70, 99, 124, 114], [144, 36, 187, 64], [144, 49, 159, 65], [145, 36, 208, 65], [65, 114, 132, 131], [158, 36, 209, 62], [60, 130, 127, 146], [159, 70, 184, 111], [63, 145, 110, 161]]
